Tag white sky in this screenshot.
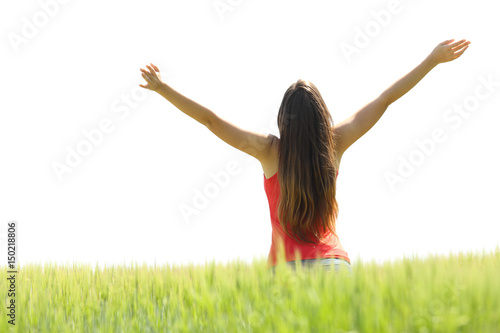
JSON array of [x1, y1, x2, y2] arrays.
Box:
[[1, 0, 499, 268]]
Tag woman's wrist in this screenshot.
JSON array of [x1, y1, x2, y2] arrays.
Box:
[[155, 82, 169, 93], [423, 53, 439, 70]]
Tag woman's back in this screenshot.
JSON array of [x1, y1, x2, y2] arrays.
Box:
[[263, 136, 350, 270]]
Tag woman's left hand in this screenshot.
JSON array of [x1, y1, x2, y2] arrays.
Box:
[[139, 63, 164, 91], [428, 39, 471, 65]]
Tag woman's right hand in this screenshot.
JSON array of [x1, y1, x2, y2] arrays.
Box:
[[429, 39, 471, 65], [140, 63, 165, 92]]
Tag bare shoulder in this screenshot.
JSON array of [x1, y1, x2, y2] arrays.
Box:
[[333, 127, 344, 170], [261, 135, 279, 179]]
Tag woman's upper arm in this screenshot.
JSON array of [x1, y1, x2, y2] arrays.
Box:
[[334, 96, 389, 156], [205, 114, 275, 163]]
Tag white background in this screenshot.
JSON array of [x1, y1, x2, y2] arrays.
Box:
[[1, 0, 499, 268]]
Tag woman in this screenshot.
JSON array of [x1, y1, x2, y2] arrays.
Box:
[[139, 39, 470, 275]]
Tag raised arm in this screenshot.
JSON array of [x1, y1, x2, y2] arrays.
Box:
[[139, 64, 274, 163], [334, 39, 471, 159]]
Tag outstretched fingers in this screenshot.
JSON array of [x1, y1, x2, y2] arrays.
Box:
[[145, 65, 157, 78], [453, 44, 470, 58], [141, 68, 153, 80], [440, 39, 455, 45], [150, 63, 160, 72], [448, 39, 466, 48], [451, 39, 470, 50]]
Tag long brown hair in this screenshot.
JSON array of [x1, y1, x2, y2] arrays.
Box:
[[276, 79, 339, 245]]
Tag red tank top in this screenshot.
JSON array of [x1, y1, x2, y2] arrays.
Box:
[[264, 169, 350, 268]]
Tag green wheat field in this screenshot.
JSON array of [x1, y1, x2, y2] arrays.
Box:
[[1, 247, 498, 332]]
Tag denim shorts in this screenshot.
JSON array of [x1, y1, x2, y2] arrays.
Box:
[[270, 258, 353, 276]]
